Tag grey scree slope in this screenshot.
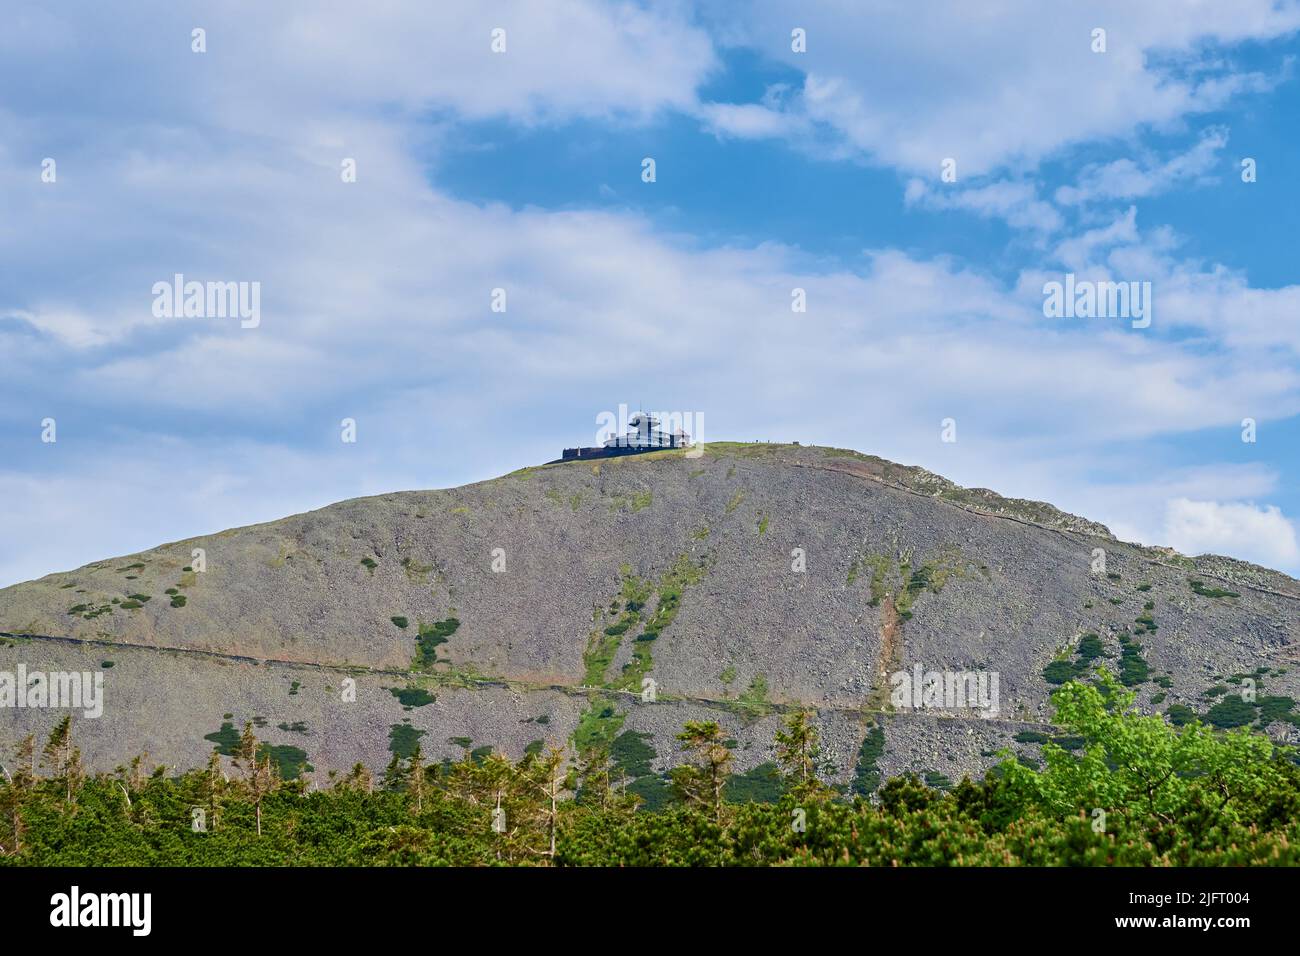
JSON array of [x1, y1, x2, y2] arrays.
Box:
[[1, 442, 1297, 787]]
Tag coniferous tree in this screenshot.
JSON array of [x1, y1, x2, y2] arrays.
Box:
[[774, 710, 829, 801], [524, 748, 568, 863], [339, 762, 374, 794], [0, 736, 35, 856], [200, 751, 226, 832], [41, 717, 83, 803], [232, 722, 277, 836], [577, 748, 614, 808], [671, 721, 732, 824], [382, 753, 407, 792], [407, 745, 426, 813]]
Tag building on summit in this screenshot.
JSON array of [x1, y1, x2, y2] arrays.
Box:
[[559, 412, 691, 461]]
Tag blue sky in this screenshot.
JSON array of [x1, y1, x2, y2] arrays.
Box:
[[2, 0, 1300, 586]]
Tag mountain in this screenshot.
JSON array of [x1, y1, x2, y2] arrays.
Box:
[[2, 442, 1298, 794]]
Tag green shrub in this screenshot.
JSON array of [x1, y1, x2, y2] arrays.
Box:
[[1043, 659, 1079, 684], [851, 723, 886, 796], [389, 687, 435, 708], [1189, 579, 1240, 599], [1013, 730, 1050, 744], [414, 618, 460, 669], [1204, 696, 1256, 729]]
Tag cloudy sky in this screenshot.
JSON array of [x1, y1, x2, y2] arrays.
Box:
[[2, 0, 1299, 586]]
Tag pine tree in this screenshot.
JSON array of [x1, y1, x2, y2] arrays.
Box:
[[671, 720, 732, 824], [530, 748, 568, 863], [201, 751, 226, 832], [65, 747, 85, 805], [231, 722, 277, 836], [125, 752, 150, 793], [407, 745, 426, 813], [382, 753, 407, 792], [41, 717, 82, 803], [340, 762, 373, 793], [577, 748, 614, 808], [774, 710, 828, 801], [13, 735, 35, 788], [0, 736, 34, 856]]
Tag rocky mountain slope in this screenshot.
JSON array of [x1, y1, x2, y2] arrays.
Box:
[[2, 442, 1297, 796]]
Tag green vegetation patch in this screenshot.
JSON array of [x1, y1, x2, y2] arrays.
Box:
[[1117, 633, 1151, 686], [611, 730, 656, 779], [851, 723, 886, 796], [204, 721, 242, 756], [1257, 696, 1299, 726], [388, 722, 425, 759], [1043, 633, 1106, 685], [923, 770, 954, 791], [853, 550, 970, 619], [261, 745, 313, 781], [583, 570, 653, 686], [726, 762, 786, 804], [613, 554, 708, 691], [626, 774, 674, 812], [413, 617, 460, 670], [70, 603, 114, 620], [573, 696, 626, 755], [1189, 578, 1240, 599], [1014, 730, 1050, 744], [203, 721, 312, 779], [401, 557, 434, 584], [585, 554, 708, 691], [1204, 696, 1256, 729], [389, 686, 436, 708], [609, 490, 653, 513]]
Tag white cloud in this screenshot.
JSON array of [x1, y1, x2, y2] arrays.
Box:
[[0, 1, 718, 128], [904, 179, 1064, 233], [706, 1, 1299, 175], [1163, 498, 1300, 569], [2, 1, 1300, 587], [696, 101, 798, 139], [1055, 127, 1230, 205]]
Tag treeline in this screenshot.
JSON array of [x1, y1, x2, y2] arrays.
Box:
[[3, 673, 1300, 866]]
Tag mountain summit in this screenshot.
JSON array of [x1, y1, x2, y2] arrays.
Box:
[[2, 443, 1297, 793]]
